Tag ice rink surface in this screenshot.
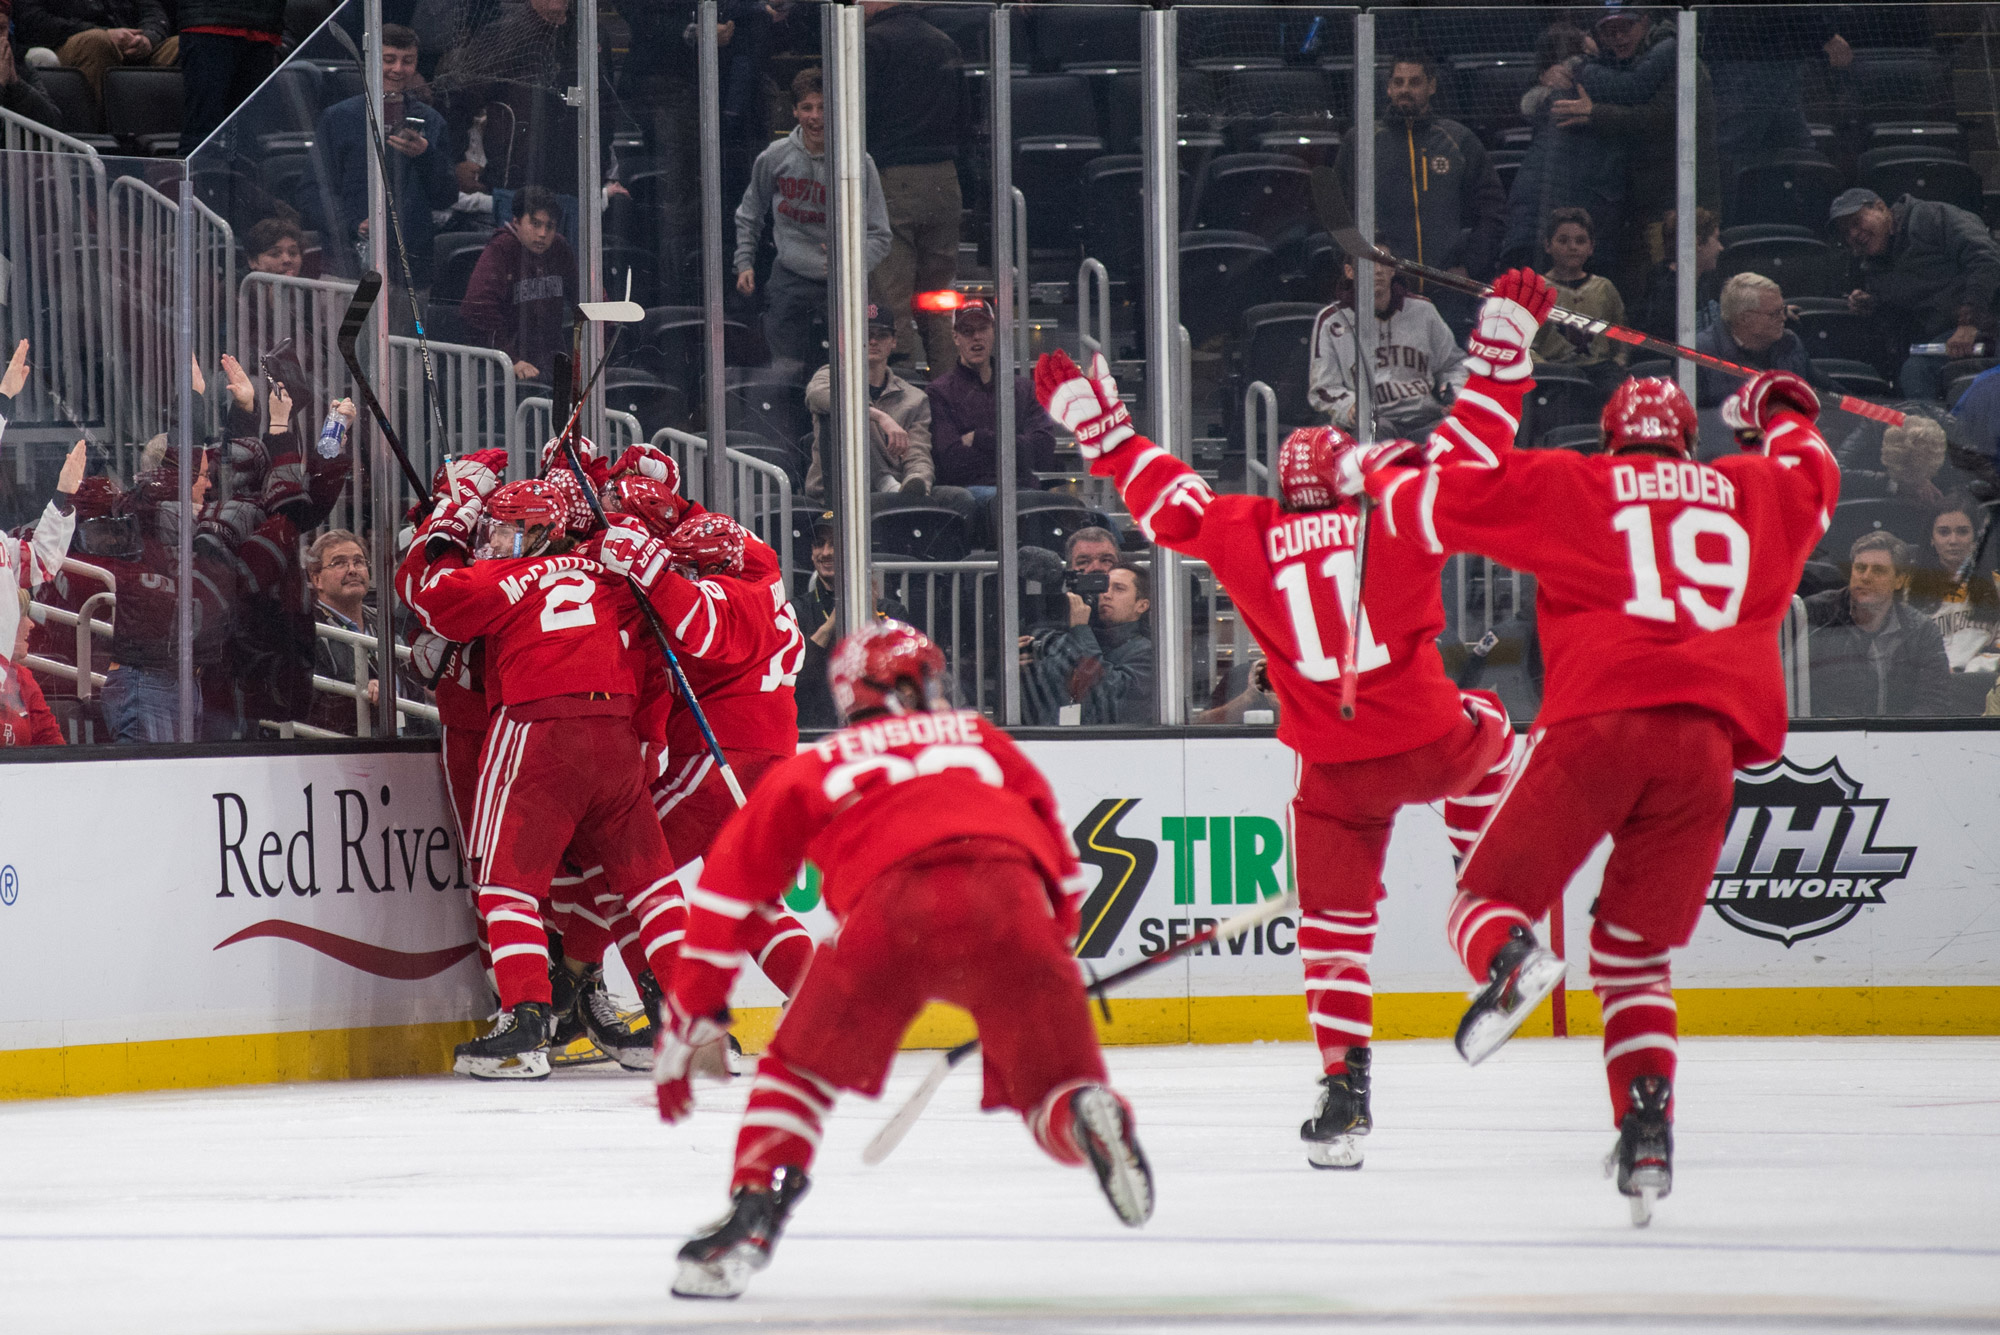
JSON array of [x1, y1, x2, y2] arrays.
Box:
[[2, 1037, 1994, 1335]]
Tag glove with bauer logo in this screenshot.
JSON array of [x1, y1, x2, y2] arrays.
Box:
[[1034, 350, 1134, 459], [1462, 267, 1558, 382]]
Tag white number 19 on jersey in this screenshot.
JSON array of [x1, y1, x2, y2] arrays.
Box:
[[1275, 550, 1389, 683]]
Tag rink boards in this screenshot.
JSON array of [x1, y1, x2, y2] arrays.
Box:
[[0, 727, 1994, 1098]]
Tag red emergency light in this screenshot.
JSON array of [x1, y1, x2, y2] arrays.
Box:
[[912, 289, 971, 313]]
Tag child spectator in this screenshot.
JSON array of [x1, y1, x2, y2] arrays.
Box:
[[1307, 256, 1467, 440], [461, 184, 577, 383], [1, 590, 64, 747], [1530, 206, 1628, 394], [244, 218, 305, 278]]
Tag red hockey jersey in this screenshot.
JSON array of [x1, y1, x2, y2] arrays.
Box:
[[1095, 376, 1527, 762], [641, 536, 805, 758], [399, 545, 646, 709], [1366, 410, 1839, 765]]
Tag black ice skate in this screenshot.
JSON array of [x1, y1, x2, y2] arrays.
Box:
[[635, 968, 664, 1031], [576, 966, 654, 1072], [670, 1165, 811, 1300], [547, 965, 608, 1067], [1300, 1047, 1372, 1170], [1070, 1085, 1155, 1227], [1605, 1074, 1673, 1227], [1454, 924, 1567, 1066], [452, 1002, 553, 1081]]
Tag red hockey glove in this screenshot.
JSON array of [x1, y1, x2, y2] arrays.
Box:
[[1035, 350, 1133, 459], [424, 494, 482, 555], [610, 440, 682, 494], [592, 516, 671, 590], [1722, 370, 1820, 453], [1463, 267, 1555, 383], [440, 448, 510, 507], [653, 996, 731, 1124], [1332, 437, 1425, 498]]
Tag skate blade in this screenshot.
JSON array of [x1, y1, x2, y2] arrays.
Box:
[[1304, 1135, 1365, 1170], [670, 1247, 763, 1300], [549, 1034, 612, 1068], [453, 1050, 551, 1081], [1075, 1088, 1155, 1227], [1629, 1184, 1658, 1228], [1455, 950, 1566, 1066]]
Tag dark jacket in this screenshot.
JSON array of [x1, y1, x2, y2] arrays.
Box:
[[1694, 320, 1826, 408], [1804, 587, 1951, 717], [430, 0, 618, 193], [14, 0, 168, 50], [925, 363, 1057, 489], [1574, 30, 1721, 220], [1637, 261, 1718, 342], [1021, 616, 1154, 726], [1336, 111, 1506, 278], [790, 574, 909, 730], [863, 5, 961, 169], [1859, 195, 2000, 345], [176, 0, 285, 34], [303, 94, 458, 279], [1, 67, 65, 133], [460, 227, 576, 371]]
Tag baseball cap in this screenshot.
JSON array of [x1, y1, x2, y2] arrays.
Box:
[[953, 298, 995, 331], [865, 302, 895, 337], [812, 510, 835, 536], [1593, 1, 1643, 28], [1828, 187, 1883, 232]]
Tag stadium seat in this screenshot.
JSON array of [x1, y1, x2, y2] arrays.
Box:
[[1032, 6, 1140, 72], [260, 151, 312, 210], [1011, 491, 1111, 557], [1179, 230, 1282, 344], [601, 369, 689, 435], [429, 235, 492, 304], [35, 68, 117, 150], [248, 62, 321, 152], [103, 68, 183, 156], [1081, 156, 1189, 283], [1717, 235, 1847, 301], [1537, 423, 1602, 453], [1814, 358, 1895, 399], [1718, 224, 1816, 247], [1210, 67, 1338, 148], [1729, 159, 1842, 232], [1855, 143, 1964, 175], [725, 372, 808, 445], [1818, 497, 1937, 564], [871, 504, 971, 562], [1236, 302, 1322, 429], [1450, 54, 1539, 140], [601, 244, 661, 310], [1848, 47, 1952, 124], [1865, 121, 1962, 153], [1190, 153, 1316, 245], [1861, 157, 1982, 216], [1792, 303, 1891, 376], [1012, 74, 1105, 252], [1624, 359, 1675, 381], [1520, 364, 1603, 441]]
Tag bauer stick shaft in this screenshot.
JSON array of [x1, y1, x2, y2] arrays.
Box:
[[1308, 168, 1906, 428], [861, 890, 1299, 1166], [1339, 494, 1371, 720], [336, 272, 429, 496]]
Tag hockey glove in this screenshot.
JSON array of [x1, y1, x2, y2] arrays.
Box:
[[1462, 268, 1557, 383], [1035, 350, 1133, 459], [1722, 370, 1820, 452], [424, 494, 482, 556], [653, 996, 732, 1124], [610, 440, 682, 494], [593, 516, 672, 590], [1332, 438, 1425, 498], [440, 448, 510, 507]]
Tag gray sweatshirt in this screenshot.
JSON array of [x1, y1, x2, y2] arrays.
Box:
[[733, 126, 892, 281], [1307, 294, 1468, 437]]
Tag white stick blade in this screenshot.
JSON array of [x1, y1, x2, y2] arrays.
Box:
[[577, 300, 646, 324], [861, 1051, 957, 1166]]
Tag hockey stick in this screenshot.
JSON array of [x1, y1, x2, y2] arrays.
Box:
[[324, 19, 449, 452], [335, 272, 430, 496], [861, 890, 1300, 1166], [1339, 495, 1371, 720], [1307, 168, 1908, 429]]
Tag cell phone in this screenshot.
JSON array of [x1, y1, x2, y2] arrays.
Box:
[[403, 115, 425, 135]]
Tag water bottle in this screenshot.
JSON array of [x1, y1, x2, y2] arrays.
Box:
[[315, 405, 350, 459], [1910, 340, 1988, 357]]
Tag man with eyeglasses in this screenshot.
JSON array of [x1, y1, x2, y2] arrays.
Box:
[[1694, 272, 1829, 412], [306, 529, 394, 735]]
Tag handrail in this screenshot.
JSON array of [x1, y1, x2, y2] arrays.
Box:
[[60, 557, 116, 596], [312, 619, 439, 734], [1782, 593, 1812, 718], [1244, 380, 1279, 498], [1011, 185, 1031, 371], [0, 105, 101, 157], [1077, 257, 1110, 362], [653, 427, 795, 575], [1176, 323, 1192, 455]]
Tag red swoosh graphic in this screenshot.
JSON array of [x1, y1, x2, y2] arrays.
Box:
[[213, 921, 479, 980]]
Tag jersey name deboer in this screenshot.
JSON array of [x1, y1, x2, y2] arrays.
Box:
[[1610, 460, 1738, 511]]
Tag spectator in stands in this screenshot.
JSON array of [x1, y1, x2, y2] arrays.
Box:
[[926, 299, 1058, 499], [1334, 51, 1505, 332], [1638, 206, 1721, 341], [1020, 560, 1153, 726], [14, 0, 176, 101], [1841, 414, 1971, 506], [733, 66, 892, 376], [303, 24, 456, 285], [2, 590, 64, 747], [1805, 531, 1951, 717], [1833, 188, 2000, 402], [304, 529, 385, 735], [1695, 273, 1829, 408], [1500, 20, 1606, 272], [1906, 496, 2000, 673], [863, 0, 962, 373], [1700, 3, 1850, 211], [0, 29, 66, 129], [790, 510, 910, 729], [1530, 206, 1627, 395], [175, 0, 285, 156], [1308, 256, 1467, 439], [803, 304, 975, 523], [1197, 656, 1277, 726], [243, 217, 304, 278], [460, 184, 575, 383], [1066, 525, 1118, 576]]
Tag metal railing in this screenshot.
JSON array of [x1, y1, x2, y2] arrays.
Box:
[[1244, 380, 1279, 499], [0, 110, 110, 445], [1781, 594, 1811, 718], [310, 619, 440, 737], [1078, 257, 1110, 363], [877, 558, 998, 714], [514, 397, 641, 479], [652, 427, 795, 574], [389, 336, 515, 498], [107, 176, 234, 442]]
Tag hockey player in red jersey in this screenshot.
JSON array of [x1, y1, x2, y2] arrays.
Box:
[[1031, 268, 1561, 1170], [399, 476, 691, 1080], [653, 621, 1152, 1299], [1347, 369, 1840, 1223]]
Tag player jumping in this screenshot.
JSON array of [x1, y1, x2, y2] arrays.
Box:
[[1030, 268, 1561, 1170]]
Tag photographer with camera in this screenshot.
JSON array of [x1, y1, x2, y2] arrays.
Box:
[[1019, 555, 1153, 726]]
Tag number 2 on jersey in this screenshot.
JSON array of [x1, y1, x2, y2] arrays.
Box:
[[1275, 551, 1388, 682], [538, 570, 598, 632], [1611, 504, 1749, 631]]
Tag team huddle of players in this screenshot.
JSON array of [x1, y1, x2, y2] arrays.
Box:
[[401, 263, 1836, 1298]]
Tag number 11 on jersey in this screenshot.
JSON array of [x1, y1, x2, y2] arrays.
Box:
[[1275, 550, 1389, 683]]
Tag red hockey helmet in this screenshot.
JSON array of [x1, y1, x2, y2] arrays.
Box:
[[1601, 377, 1697, 458], [479, 478, 565, 559], [542, 465, 601, 537], [828, 619, 948, 722], [605, 473, 684, 537], [1277, 426, 1356, 512], [665, 511, 746, 578]]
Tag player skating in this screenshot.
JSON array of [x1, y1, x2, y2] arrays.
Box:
[[653, 621, 1152, 1299], [1345, 370, 1838, 1223], [1031, 268, 1561, 1170]]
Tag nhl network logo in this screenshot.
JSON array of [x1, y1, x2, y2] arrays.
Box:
[[1707, 757, 1916, 947]]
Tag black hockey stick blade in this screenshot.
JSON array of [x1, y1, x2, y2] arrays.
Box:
[[336, 271, 383, 358], [333, 270, 429, 496]]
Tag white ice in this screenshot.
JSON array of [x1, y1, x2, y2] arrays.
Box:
[[2, 1038, 1995, 1335]]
